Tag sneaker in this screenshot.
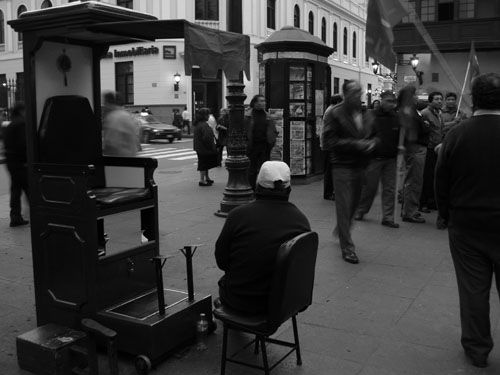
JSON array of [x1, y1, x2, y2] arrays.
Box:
[[354, 213, 364, 221], [341, 249, 359, 264], [402, 215, 425, 224], [381, 220, 400, 228]]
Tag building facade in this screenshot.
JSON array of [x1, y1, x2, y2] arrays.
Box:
[[0, 0, 383, 122], [394, 0, 500, 108]]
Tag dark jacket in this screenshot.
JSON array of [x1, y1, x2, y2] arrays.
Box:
[[3, 117, 27, 164], [421, 106, 443, 149], [245, 109, 278, 150], [435, 114, 500, 229], [193, 121, 216, 156], [441, 107, 467, 139], [400, 108, 430, 151], [216, 113, 229, 146], [215, 196, 311, 314], [322, 103, 374, 168], [370, 108, 401, 159]]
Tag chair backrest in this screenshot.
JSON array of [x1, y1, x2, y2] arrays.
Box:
[[39, 95, 101, 165], [267, 231, 319, 329]]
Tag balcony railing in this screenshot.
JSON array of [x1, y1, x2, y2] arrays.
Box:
[[195, 20, 220, 30]]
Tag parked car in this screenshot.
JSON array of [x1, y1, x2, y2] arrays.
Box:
[[133, 113, 182, 143]]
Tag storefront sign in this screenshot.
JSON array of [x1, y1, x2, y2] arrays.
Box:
[[103, 46, 159, 59]]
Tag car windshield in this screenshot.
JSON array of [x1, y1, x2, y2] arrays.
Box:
[[138, 115, 160, 124]]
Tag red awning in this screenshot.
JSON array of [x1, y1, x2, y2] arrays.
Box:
[[88, 19, 250, 80]]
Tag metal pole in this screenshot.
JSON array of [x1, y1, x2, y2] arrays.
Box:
[[215, 79, 254, 217], [184, 246, 194, 302], [153, 257, 166, 315]]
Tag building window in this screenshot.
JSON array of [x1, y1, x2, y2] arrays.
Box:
[[421, 0, 436, 21], [17, 5, 27, 43], [401, 0, 417, 23], [321, 17, 326, 42], [343, 27, 348, 55], [294, 4, 300, 28], [333, 77, 340, 94], [0, 10, 4, 45], [195, 0, 219, 20], [267, 0, 276, 29], [333, 22, 337, 52], [432, 72, 439, 82], [117, 0, 133, 8], [352, 31, 357, 58], [16, 72, 24, 102], [438, 0, 454, 20], [41, 0, 52, 8], [459, 0, 474, 19], [115, 62, 134, 105], [308, 11, 314, 34]]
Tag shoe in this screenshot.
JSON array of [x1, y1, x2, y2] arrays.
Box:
[[199, 181, 211, 187], [354, 213, 364, 221], [402, 215, 426, 223], [323, 194, 335, 201], [382, 220, 400, 228], [341, 249, 359, 264], [206, 178, 214, 184], [465, 351, 488, 368], [419, 207, 431, 213], [10, 219, 29, 227]]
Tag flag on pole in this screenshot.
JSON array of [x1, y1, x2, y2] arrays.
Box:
[[468, 41, 480, 87], [365, 0, 408, 69]]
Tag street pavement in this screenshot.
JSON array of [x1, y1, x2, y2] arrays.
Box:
[[1, 158, 500, 374]]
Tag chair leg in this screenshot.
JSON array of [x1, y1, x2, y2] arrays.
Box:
[[260, 336, 270, 375], [292, 315, 302, 365], [254, 335, 259, 355], [221, 325, 228, 375]]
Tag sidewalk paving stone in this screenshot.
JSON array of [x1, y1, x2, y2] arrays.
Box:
[[0, 165, 499, 374]]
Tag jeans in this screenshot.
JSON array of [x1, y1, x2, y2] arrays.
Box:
[[248, 143, 271, 190], [420, 148, 438, 209], [323, 153, 334, 198], [7, 162, 29, 221], [402, 146, 427, 218], [356, 158, 397, 222], [332, 167, 363, 252]]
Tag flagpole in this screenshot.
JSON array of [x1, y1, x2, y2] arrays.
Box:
[[456, 59, 471, 118]]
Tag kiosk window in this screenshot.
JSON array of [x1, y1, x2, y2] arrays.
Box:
[[117, 0, 133, 9], [115, 61, 134, 105]]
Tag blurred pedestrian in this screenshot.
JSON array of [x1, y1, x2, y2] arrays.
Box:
[[216, 108, 229, 167], [102, 91, 139, 156], [399, 85, 429, 224], [371, 100, 381, 111], [172, 108, 183, 129], [420, 91, 443, 212], [182, 106, 191, 135], [435, 73, 500, 369], [321, 94, 343, 201], [193, 108, 217, 186], [215, 161, 310, 313], [441, 92, 467, 139], [355, 91, 400, 228], [245, 95, 278, 190], [3, 102, 29, 227], [322, 80, 376, 264]]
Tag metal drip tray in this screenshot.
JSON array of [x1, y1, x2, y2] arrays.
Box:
[[106, 289, 188, 320]]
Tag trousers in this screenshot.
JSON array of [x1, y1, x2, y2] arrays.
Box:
[[332, 167, 363, 252], [6, 162, 29, 221], [248, 143, 271, 190], [449, 215, 500, 360], [323, 153, 334, 198], [402, 146, 426, 218], [420, 148, 437, 209], [356, 158, 397, 222]]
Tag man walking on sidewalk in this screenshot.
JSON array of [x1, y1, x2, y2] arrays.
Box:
[[354, 91, 400, 228], [436, 73, 500, 369], [322, 80, 376, 264], [3, 102, 29, 227]]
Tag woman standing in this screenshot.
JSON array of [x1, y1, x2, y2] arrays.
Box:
[[193, 108, 218, 186], [216, 108, 229, 166]]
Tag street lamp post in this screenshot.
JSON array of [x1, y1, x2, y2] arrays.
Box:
[[215, 79, 254, 217], [173, 72, 181, 91], [410, 54, 424, 85], [372, 61, 380, 75]]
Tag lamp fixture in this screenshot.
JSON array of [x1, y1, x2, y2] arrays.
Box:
[[173, 72, 181, 91], [409, 54, 423, 85], [372, 61, 380, 75]]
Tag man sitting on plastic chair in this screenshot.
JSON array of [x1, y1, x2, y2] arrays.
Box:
[[214, 161, 316, 374]]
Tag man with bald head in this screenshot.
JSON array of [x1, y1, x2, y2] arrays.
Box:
[[436, 73, 500, 368], [322, 80, 376, 264]]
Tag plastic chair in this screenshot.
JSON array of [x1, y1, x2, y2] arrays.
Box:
[[213, 231, 319, 375]]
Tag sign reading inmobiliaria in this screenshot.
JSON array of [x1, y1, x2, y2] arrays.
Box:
[[104, 46, 159, 58]]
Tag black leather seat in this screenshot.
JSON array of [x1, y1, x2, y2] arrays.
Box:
[[213, 231, 319, 375], [90, 187, 151, 207]]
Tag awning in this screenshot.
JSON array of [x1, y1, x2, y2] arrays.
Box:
[[88, 20, 250, 81]]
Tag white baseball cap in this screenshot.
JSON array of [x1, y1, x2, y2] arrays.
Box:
[[256, 161, 291, 189]]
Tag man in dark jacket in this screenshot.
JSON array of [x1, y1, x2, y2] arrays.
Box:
[[435, 73, 500, 368], [245, 95, 278, 190], [355, 91, 400, 228], [3, 102, 29, 227], [322, 80, 376, 264], [215, 161, 310, 314]]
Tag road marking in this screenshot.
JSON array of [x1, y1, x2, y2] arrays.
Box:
[[171, 151, 227, 161], [137, 148, 190, 157]]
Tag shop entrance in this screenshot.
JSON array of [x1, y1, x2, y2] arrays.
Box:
[[192, 69, 223, 119]]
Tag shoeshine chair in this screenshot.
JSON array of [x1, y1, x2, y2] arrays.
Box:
[[213, 231, 319, 375]]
